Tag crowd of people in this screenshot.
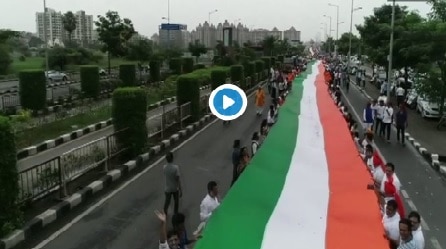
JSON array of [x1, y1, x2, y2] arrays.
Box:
[[324, 59, 424, 249], [154, 62, 305, 249]]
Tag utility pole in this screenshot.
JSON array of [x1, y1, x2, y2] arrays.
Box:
[[43, 0, 49, 73], [329, 3, 340, 57], [387, 0, 396, 100]]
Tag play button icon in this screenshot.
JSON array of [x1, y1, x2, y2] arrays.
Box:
[[209, 84, 248, 121]]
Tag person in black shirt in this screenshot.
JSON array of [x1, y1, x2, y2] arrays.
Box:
[[395, 104, 408, 146], [231, 139, 241, 186]]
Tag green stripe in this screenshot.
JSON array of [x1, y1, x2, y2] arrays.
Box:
[[194, 64, 315, 249]]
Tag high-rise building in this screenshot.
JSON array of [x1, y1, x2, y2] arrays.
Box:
[[158, 23, 188, 49], [36, 8, 95, 47], [36, 8, 64, 45], [188, 20, 300, 48]]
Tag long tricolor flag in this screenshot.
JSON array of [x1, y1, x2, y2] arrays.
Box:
[[194, 61, 389, 249]]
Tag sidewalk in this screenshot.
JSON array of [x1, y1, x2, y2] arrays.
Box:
[[18, 89, 211, 172], [351, 66, 446, 158]]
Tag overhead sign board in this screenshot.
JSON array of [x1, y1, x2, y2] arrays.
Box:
[[160, 23, 187, 30]]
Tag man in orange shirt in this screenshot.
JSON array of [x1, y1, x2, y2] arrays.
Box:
[[255, 86, 266, 116]]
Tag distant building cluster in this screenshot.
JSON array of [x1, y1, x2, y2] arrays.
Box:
[[35, 8, 95, 47], [153, 20, 301, 50]]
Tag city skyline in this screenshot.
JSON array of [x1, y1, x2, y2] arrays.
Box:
[[0, 0, 433, 42]]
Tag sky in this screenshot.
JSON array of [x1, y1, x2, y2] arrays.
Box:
[[0, 0, 433, 41]]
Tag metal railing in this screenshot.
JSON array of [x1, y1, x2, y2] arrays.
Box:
[[150, 102, 193, 139], [17, 130, 126, 204]]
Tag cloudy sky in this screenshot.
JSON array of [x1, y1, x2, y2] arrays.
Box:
[[0, 0, 432, 41]]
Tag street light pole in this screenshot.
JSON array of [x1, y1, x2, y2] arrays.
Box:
[[167, 0, 171, 50], [323, 15, 332, 55], [329, 3, 340, 57], [43, 0, 49, 73], [208, 9, 218, 24], [387, 0, 396, 100], [348, 1, 362, 75]]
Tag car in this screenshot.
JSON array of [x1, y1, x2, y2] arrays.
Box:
[[45, 70, 68, 82], [99, 68, 107, 76], [416, 95, 442, 118]]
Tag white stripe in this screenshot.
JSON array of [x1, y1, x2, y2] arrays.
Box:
[[261, 62, 330, 249]]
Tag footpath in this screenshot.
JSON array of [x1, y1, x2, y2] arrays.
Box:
[[352, 66, 446, 165], [17, 88, 211, 172], [9, 85, 266, 249]]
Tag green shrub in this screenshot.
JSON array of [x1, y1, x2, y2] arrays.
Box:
[[100, 79, 122, 91], [80, 65, 100, 98], [177, 74, 201, 121], [119, 64, 137, 87], [149, 60, 161, 82], [0, 116, 22, 238], [271, 57, 276, 66], [255, 60, 265, 73], [193, 63, 206, 70], [261, 57, 272, 70], [183, 57, 194, 73], [169, 58, 183, 74], [243, 61, 256, 77], [19, 69, 46, 111], [230, 64, 245, 89], [278, 55, 284, 63], [112, 87, 148, 158], [211, 69, 228, 90]]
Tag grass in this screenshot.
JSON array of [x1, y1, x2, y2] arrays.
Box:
[[8, 57, 138, 75], [15, 106, 112, 149]]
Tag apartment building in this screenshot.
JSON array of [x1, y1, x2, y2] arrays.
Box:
[[158, 23, 188, 49], [36, 8, 95, 46], [189, 20, 300, 48]]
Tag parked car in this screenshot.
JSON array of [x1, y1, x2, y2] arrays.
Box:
[[45, 70, 68, 82], [405, 89, 418, 109], [416, 95, 442, 118]]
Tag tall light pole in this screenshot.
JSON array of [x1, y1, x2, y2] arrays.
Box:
[[387, 0, 396, 100], [347, 1, 362, 76], [43, 0, 49, 73], [323, 15, 332, 54], [328, 3, 339, 57], [320, 22, 327, 40], [208, 9, 218, 24], [167, 0, 171, 50]]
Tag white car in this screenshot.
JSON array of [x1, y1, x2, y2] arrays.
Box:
[[416, 95, 442, 118], [405, 89, 418, 109], [45, 70, 68, 82]]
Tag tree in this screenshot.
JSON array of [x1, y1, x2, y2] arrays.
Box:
[[0, 30, 19, 75], [62, 11, 77, 46], [262, 36, 277, 56], [321, 37, 335, 54], [48, 47, 68, 70], [126, 38, 153, 62], [336, 32, 361, 55], [19, 70, 47, 112], [28, 36, 44, 48], [357, 4, 409, 72], [95, 11, 135, 74], [188, 40, 207, 63]]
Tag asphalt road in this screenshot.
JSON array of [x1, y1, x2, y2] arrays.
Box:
[[341, 80, 446, 249], [19, 87, 264, 249], [18, 89, 211, 172]]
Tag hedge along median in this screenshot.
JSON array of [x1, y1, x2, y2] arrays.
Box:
[[19, 69, 46, 112], [149, 60, 161, 82], [80, 65, 100, 98], [177, 74, 201, 122], [0, 116, 22, 238], [211, 68, 228, 90], [169, 57, 183, 75], [255, 60, 266, 80], [112, 87, 148, 158], [183, 57, 194, 73], [261, 56, 272, 70], [119, 64, 137, 87], [230, 65, 245, 89]]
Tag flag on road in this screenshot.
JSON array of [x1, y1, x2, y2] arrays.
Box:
[[194, 61, 389, 249]]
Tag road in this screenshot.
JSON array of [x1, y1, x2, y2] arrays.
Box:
[[18, 89, 211, 172], [19, 86, 264, 249], [341, 80, 446, 249]]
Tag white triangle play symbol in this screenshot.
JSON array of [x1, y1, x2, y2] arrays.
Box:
[[222, 95, 235, 110]]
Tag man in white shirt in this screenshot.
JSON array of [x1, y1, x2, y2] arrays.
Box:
[[375, 99, 385, 135], [383, 200, 401, 249], [200, 181, 220, 223], [251, 132, 260, 157], [398, 218, 419, 249], [396, 85, 405, 107], [381, 102, 394, 142], [408, 211, 425, 249]]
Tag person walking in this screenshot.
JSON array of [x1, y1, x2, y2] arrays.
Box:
[[255, 86, 266, 116], [381, 102, 394, 143], [396, 84, 405, 107], [231, 140, 241, 186], [251, 132, 260, 157], [408, 211, 425, 249], [163, 152, 182, 216], [363, 102, 375, 132], [375, 99, 385, 135], [199, 181, 220, 223], [395, 104, 408, 146]]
